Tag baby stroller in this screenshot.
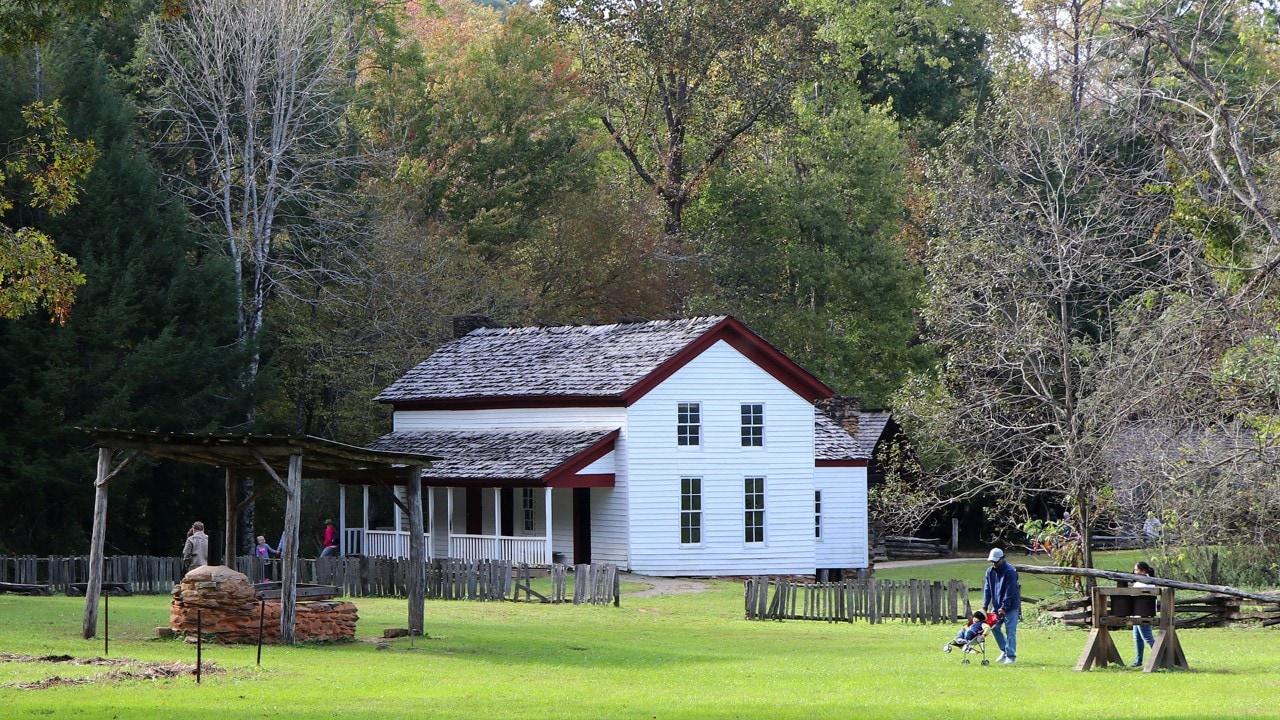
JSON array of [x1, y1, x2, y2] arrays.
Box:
[[942, 611, 1001, 665]]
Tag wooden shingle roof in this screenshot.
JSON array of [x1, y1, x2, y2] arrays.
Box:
[[366, 428, 619, 487], [814, 412, 868, 464], [852, 411, 892, 458], [376, 316, 833, 409]]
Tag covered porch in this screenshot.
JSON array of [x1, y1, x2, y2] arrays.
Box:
[[359, 427, 620, 566], [339, 484, 558, 565]]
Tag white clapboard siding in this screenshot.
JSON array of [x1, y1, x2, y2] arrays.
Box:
[[814, 466, 869, 569], [394, 407, 626, 431], [624, 341, 816, 576]]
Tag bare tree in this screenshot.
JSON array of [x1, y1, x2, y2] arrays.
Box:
[[144, 0, 359, 550], [1112, 0, 1280, 300], [893, 80, 1190, 566]]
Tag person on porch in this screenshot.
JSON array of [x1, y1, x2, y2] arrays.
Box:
[[319, 519, 339, 558]]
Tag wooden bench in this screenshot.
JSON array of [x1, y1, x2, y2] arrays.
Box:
[[0, 581, 53, 596], [66, 582, 132, 597]]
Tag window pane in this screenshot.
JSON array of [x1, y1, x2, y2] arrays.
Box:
[[678, 402, 701, 446], [740, 403, 763, 447], [681, 476, 702, 545], [814, 490, 822, 539], [744, 477, 764, 543], [522, 488, 535, 532]]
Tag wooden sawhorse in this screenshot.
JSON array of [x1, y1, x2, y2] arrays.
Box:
[[1077, 586, 1188, 673]]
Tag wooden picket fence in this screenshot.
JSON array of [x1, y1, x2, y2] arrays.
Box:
[[0, 555, 620, 605], [744, 577, 971, 623], [0, 555, 185, 594], [510, 563, 618, 605]]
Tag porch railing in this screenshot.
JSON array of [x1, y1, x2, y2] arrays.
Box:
[[345, 529, 431, 559], [449, 534, 547, 564]]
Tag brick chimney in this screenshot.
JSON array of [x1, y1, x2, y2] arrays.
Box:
[[816, 395, 861, 436], [452, 315, 501, 338]]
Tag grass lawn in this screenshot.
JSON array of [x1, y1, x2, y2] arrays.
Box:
[[2, 555, 1278, 719]]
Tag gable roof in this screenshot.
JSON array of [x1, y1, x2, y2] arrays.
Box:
[[814, 412, 869, 466], [853, 411, 892, 458], [376, 316, 833, 409], [366, 428, 618, 488]]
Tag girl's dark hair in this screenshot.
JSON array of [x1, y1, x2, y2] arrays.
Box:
[[1135, 561, 1154, 575]]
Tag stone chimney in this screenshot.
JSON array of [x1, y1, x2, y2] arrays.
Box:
[[816, 395, 861, 436], [452, 315, 501, 338]]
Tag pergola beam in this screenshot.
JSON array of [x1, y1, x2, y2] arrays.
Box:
[[77, 429, 439, 646]]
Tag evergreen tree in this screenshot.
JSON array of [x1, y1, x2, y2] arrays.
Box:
[[0, 12, 242, 555]]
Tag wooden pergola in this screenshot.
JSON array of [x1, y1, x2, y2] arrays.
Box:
[[79, 428, 441, 644]]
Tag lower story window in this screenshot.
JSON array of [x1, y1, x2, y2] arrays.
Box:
[[680, 477, 702, 545], [522, 488, 535, 532], [814, 490, 823, 539], [744, 476, 765, 543]]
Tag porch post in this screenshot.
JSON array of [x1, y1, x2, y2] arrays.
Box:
[[362, 484, 370, 554], [544, 486, 553, 565], [280, 453, 303, 645], [447, 487, 454, 556], [224, 468, 237, 569], [81, 447, 112, 639], [427, 487, 435, 560], [492, 487, 502, 560], [406, 466, 425, 635], [338, 484, 347, 556]]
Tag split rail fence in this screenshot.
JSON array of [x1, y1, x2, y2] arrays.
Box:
[[744, 577, 971, 623], [0, 555, 620, 605]]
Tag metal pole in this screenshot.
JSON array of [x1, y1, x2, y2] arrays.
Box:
[[103, 591, 109, 656], [196, 609, 203, 684], [257, 599, 265, 666]]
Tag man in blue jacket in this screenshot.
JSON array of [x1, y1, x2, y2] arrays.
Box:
[[982, 548, 1020, 664]]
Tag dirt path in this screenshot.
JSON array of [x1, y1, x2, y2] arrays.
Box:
[[621, 573, 711, 597]]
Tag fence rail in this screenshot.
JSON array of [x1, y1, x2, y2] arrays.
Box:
[[744, 577, 971, 623], [0, 555, 620, 605]]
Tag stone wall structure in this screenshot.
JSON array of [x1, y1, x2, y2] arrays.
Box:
[[169, 565, 357, 643]]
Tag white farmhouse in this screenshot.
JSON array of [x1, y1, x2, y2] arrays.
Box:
[[344, 316, 872, 577]]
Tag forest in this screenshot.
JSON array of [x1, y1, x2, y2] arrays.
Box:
[[0, 0, 1277, 580]]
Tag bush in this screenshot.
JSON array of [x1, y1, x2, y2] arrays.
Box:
[[1154, 544, 1280, 588]]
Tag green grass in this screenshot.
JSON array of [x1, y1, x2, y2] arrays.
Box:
[[2, 559, 1278, 719]]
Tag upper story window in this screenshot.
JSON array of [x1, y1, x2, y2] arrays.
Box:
[[744, 476, 765, 544], [522, 488, 535, 533], [680, 477, 702, 545], [677, 402, 701, 446], [740, 403, 764, 447]]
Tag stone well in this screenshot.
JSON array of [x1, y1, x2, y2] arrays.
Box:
[[169, 565, 357, 643]]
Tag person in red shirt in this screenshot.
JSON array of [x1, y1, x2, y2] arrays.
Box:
[[319, 518, 339, 558]]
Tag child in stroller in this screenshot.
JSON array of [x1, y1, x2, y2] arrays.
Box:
[[943, 611, 1000, 664]]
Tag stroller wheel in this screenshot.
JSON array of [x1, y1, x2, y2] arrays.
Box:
[[961, 658, 970, 665], [981, 659, 990, 666]]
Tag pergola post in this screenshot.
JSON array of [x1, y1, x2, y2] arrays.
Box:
[[280, 453, 303, 645], [406, 466, 426, 635], [224, 468, 238, 569], [81, 447, 112, 639]]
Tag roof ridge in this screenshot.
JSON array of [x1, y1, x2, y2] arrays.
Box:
[[468, 315, 726, 337]]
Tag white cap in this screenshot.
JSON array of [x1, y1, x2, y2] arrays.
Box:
[[987, 548, 1005, 562]]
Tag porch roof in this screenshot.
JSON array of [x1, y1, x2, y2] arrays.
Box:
[[366, 428, 618, 488]]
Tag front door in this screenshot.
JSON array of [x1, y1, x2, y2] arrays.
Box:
[[465, 487, 482, 535], [572, 488, 591, 564]]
